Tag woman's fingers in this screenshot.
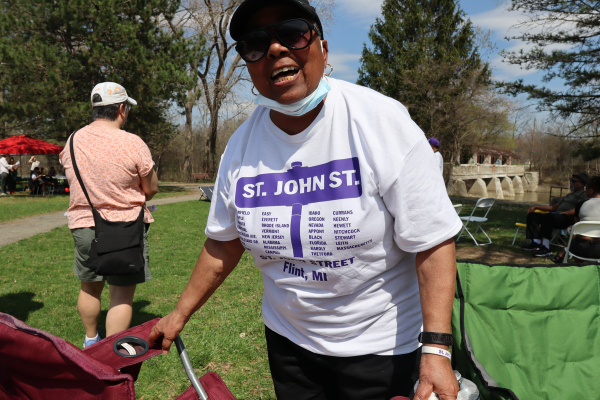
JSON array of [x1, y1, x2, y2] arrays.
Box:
[[413, 382, 435, 400], [148, 313, 186, 355]]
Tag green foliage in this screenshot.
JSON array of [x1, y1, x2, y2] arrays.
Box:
[[357, 0, 492, 156], [572, 141, 600, 162], [0, 0, 204, 147], [498, 0, 600, 133]]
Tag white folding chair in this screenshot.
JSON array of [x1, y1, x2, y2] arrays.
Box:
[[199, 186, 214, 201], [454, 204, 463, 215], [456, 197, 495, 246], [563, 221, 600, 263]]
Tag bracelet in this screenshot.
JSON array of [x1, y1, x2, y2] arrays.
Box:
[[418, 332, 454, 346], [421, 346, 451, 361]]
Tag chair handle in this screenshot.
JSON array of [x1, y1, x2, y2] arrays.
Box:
[[175, 335, 209, 400]]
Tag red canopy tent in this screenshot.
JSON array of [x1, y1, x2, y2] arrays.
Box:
[[0, 135, 64, 155], [0, 135, 65, 184]]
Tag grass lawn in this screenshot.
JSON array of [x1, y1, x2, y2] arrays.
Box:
[[0, 185, 195, 224], [0, 200, 273, 399], [0, 199, 556, 399], [454, 200, 554, 265]]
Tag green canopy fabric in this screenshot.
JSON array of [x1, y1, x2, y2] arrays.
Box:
[[452, 261, 600, 400]]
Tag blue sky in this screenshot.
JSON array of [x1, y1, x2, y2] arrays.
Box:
[[325, 0, 561, 92]]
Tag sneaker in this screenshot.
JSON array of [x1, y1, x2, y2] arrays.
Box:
[[533, 246, 553, 257], [0, 193, 6, 196], [551, 254, 564, 264], [83, 332, 101, 348], [521, 242, 540, 251]]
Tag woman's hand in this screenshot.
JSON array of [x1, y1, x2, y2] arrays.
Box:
[[414, 353, 459, 400], [527, 206, 537, 213], [148, 308, 188, 354]]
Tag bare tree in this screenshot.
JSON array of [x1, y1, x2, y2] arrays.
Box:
[[167, 0, 335, 177]]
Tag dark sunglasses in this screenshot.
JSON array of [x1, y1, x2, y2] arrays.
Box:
[[235, 18, 321, 63], [571, 179, 582, 184]]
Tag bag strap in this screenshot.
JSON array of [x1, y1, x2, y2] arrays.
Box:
[[69, 130, 95, 210]]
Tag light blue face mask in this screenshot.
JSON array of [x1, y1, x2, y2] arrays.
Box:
[[254, 77, 331, 117]]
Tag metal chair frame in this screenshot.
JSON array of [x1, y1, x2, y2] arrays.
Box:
[[512, 224, 566, 247], [563, 221, 600, 263], [456, 197, 495, 246]]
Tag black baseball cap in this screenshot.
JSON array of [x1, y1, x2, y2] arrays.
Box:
[[230, 0, 324, 41], [573, 173, 590, 184]]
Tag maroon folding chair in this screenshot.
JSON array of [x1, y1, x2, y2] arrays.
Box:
[[0, 312, 236, 399]]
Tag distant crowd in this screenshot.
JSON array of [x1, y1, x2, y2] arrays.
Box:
[[0, 154, 64, 195]]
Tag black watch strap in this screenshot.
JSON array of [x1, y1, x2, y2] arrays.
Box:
[[418, 332, 454, 346]]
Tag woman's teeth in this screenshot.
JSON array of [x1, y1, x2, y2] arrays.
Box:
[[271, 66, 299, 83], [275, 75, 295, 83]]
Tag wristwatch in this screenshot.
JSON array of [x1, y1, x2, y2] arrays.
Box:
[[418, 332, 454, 346]]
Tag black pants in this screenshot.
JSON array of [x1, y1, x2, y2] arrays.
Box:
[[570, 237, 600, 259], [0, 172, 7, 194], [525, 212, 575, 241], [265, 327, 419, 400], [6, 174, 16, 192]]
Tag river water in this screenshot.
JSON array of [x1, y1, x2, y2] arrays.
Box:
[[457, 191, 553, 204]]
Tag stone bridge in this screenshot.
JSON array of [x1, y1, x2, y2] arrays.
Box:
[[447, 165, 539, 199]]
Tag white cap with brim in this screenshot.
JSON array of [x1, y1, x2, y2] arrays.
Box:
[[91, 82, 137, 107]]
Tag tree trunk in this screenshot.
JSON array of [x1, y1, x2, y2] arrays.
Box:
[[205, 110, 219, 176], [185, 101, 194, 181]]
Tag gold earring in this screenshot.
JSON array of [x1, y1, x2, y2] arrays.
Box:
[[251, 85, 258, 96], [325, 63, 333, 77]]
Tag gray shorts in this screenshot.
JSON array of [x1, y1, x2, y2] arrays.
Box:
[[71, 223, 152, 286]]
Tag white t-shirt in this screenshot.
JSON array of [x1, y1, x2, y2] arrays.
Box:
[[579, 198, 600, 222], [434, 151, 444, 174], [30, 161, 40, 171], [206, 78, 462, 357], [0, 157, 10, 175]]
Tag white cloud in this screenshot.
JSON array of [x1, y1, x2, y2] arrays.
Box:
[[327, 52, 362, 82], [470, 5, 574, 81], [335, 0, 383, 21]]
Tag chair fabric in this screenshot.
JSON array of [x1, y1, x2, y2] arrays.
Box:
[[0, 313, 237, 400], [452, 261, 600, 400], [199, 186, 214, 202], [456, 197, 495, 246], [563, 221, 600, 263]]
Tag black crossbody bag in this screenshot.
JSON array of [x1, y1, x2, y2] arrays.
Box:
[[69, 131, 145, 276]]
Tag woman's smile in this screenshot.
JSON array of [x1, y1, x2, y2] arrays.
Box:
[[271, 65, 300, 84]]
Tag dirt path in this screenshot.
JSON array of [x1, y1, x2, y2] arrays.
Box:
[[0, 188, 204, 248], [456, 246, 552, 264]]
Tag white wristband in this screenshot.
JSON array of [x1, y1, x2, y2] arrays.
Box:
[[421, 345, 451, 361]]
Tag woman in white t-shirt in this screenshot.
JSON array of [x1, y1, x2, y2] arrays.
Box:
[[150, 1, 462, 399], [553, 176, 600, 263]]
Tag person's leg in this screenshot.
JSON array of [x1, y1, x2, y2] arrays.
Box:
[[0, 172, 7, 194], [525, 212, 546, 240], [106, 284, 137, 336], [550, 213, 575, 231], [78, 280, 105, 338], [335, 350, 419, 400], [265, 326, 336, 400], [104, 223, 152, 336]]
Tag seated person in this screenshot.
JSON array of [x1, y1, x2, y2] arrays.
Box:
[[552, 176, 600, 262], [44, 166, 59, 186], [30, 167, 46, 194], [521, 173, 589, 257]]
